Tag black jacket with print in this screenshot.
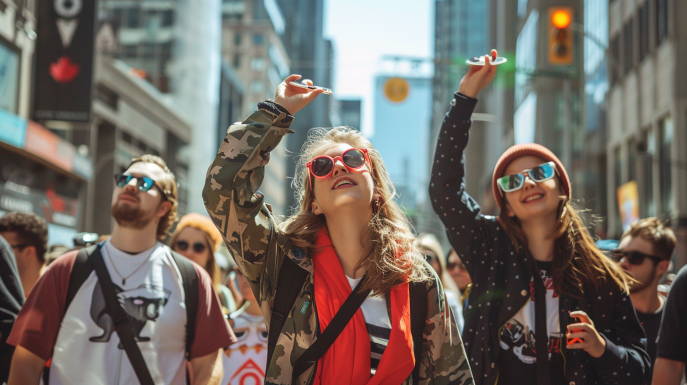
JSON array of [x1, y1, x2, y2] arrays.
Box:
[[429, 93, 651, 385]]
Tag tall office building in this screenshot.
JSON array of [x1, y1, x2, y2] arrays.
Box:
[[221, 0, 291, 216], [606, 0, 687, 266], [372, 57, 432, 227], [277, 0, 334, 212], [99, 0, 222, 214], [425, 0, 491, 240], [335, 98, 363, 130]]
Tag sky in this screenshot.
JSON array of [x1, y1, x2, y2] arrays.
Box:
[[324, 0, 432, 136]]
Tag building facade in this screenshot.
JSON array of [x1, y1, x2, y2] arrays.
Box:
[[221, 0, 291, 216], [372, 57, 432, 227], [606, 0, 687, 266]]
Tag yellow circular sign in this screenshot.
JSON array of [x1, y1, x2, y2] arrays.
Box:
[[384, 77, 409, 103]]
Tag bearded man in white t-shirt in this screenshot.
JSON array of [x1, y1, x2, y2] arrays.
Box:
[[7, 154, 235, 385]]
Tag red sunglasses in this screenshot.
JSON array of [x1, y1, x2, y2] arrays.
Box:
[[305, 148, 371, 179]]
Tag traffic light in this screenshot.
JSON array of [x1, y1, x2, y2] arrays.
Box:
[[548, 8, 573, 65]]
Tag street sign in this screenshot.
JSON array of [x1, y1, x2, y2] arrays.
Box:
[[384, 77, 409, 103], [33, 0, 96, 122]]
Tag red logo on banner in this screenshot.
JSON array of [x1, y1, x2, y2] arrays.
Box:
[[50, 56, 79, 83], [228, 359, 265, 385]]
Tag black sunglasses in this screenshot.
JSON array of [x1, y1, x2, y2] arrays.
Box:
[[611, 249, 664, 265], [447, 261, 466, 271], [10, 243, 30, 251], [174, 240, 207, 253], [114, 173, 166, 198]]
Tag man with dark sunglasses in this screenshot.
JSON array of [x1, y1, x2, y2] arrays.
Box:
[[7, 155, 235, 385], [614, 217, 675, 377]]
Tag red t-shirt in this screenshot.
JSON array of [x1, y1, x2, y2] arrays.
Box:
[[8, 242, 236, 385]]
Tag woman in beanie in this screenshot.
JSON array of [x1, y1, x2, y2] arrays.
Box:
[[429, 50, 650, 385], [171, 213, 236, 312]]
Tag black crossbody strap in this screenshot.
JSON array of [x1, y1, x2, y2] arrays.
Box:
[[292, 281, 372, 379], [90, 245, 156, 385], [533, 268, 551, 385], [267, 257, 308, 365], [410, 281, 428, 383]]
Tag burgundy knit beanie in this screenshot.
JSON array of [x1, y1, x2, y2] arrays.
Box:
[[491, 143, 571, 209]]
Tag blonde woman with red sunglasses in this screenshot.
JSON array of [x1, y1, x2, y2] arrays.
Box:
[[429, 50, 650, 385], [203, 75, 473, 385]]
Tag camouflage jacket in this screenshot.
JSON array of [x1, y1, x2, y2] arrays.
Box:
[[203, 106, 474, 385]]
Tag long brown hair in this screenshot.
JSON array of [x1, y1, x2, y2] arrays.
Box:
[[498, 199, 631, 298], [280, 127, 431, 294]]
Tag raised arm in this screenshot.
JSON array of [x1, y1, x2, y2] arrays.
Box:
[[203, 75, 324, 303], [428, 51, 500, 278]]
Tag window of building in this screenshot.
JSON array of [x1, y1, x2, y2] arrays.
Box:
[[627, 137, 637, 183], [253, 33, 265, 45], [251, 57, 265, 71], [234, 32, 242, 46], [656, 0, 668, 45], [233, 54, 241, 69], [638, 2, 649, 62], [0, 40, 20, 113], [613, 146, 623, 235], [609, 34, 620, 84], [641, 129, 656, 217], [622, 20, 634, 74], [125, 8, 140, 28], [251, 81, 265, 93], [161, 10, 175, 27], [658, 116, 673, 215]]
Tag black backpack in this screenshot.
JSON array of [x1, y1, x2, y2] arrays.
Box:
[[267, 257, 429, 383], [63, 244, 199, 357]]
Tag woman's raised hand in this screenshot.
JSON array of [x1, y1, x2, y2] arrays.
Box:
[[458, 49, 499, 98], [274, 74, 326, 115]]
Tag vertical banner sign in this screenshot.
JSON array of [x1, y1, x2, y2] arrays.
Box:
[[32, 0, 96, 122]]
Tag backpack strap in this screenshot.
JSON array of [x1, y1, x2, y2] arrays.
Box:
[[267, 256, 308, 366], [65, 245, 98, 311], [170, 251, 199, 360], [410, 280, 428, 383]]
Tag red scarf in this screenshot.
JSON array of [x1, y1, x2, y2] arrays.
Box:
[[312, 228, 414, 385]]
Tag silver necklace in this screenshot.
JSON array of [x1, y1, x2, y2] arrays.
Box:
[[104, 244, 157, 285]]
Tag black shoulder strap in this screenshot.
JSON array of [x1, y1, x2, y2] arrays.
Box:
[[292, 281, 371, 379], [410, 280, 428, 383], [170, 251, 199, 360], [65, 245, 97, 310], [90, 245, 155, 385], [267, 257, 308, 366]]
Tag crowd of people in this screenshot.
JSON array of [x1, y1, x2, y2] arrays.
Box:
[[0, 50, 685, 385]]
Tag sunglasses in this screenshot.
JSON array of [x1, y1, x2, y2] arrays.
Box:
[[305, 148, 370, 179], [447, 261, 466, 271], [114, 173, 166, 197], [497, 161, 557, 193], [174, 240, 207, 253], [611, 250, 664, 265]]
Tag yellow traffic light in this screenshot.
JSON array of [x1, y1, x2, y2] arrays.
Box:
[[549, 7, 573, 65]]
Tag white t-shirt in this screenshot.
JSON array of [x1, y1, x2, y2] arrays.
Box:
[[50, 241, 188, 385], [347, 276, 392, 374], [222, 312, 267, 385]]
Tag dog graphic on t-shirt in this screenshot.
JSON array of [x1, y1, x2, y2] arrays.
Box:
[[89, 282, 171, 347]]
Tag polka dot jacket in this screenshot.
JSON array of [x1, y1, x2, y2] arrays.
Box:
[[428, 93, 652, 385]]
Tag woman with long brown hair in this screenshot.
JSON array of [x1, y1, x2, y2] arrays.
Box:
[[204, 75, 473, 385], [429, 50, 650, 385]]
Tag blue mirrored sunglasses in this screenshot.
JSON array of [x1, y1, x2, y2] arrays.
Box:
[[114, 173, 165, 197], [497, 161, 557, 193]]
